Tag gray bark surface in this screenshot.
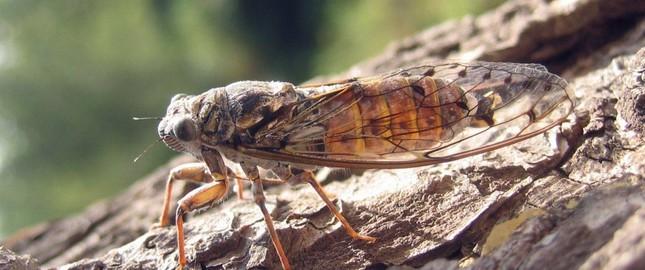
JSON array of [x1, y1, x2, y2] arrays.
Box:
[[2, 0, 644, 269]]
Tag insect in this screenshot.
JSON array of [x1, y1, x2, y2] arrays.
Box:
[[155, 62, 574, 269]]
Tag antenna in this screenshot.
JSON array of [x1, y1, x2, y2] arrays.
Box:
[[132, 116, 163, 121], [133, 138, 163, 163]]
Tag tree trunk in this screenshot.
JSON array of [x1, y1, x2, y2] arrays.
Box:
[[2, 0, 644, 269]]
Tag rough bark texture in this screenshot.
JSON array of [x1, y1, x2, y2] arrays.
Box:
[[2, 0, 644, 269]]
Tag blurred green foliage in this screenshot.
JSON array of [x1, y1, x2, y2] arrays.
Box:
[[0, 0, 504, 237]]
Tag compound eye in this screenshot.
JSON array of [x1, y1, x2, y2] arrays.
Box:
[[173, 118, 197, 142]]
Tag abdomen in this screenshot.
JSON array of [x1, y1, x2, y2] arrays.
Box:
[[321, 76, 469, 158]]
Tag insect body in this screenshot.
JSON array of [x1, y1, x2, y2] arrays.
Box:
[[156, 62, 574, 269]]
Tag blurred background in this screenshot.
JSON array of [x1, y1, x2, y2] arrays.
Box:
[[0, 0, 504, 238]]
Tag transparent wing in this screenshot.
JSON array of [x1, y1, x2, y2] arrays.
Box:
[[240, 62, 575, 169]]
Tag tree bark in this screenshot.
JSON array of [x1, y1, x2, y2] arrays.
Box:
[[2, 0, 644, 269]]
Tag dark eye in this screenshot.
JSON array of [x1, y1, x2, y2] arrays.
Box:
[[173, 118, 196, 141]]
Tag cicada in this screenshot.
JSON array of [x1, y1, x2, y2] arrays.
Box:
[[155, 62, 575, 270]]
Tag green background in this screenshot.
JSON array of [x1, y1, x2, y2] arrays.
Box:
[[0, 0, 504, 238]]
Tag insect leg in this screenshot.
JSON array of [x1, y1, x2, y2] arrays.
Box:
[[236, 176, 245, 200], [169, 149, 232, 269], [241, 163, 292, 270], [175, 179, 229, 268], [158, 162, 221, 227], [226, 168, 279, 200], [260, 178, 287, 185], [230, 174, 286, 185], [289, 169, 376, 243]]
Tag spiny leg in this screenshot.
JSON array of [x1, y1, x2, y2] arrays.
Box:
[[289, 169, 376, 243], [159, 162, 218, 227], [175, 179, 229, 267], [233, 166, 289, 200], [241, 163, 292, 270], [233, 175, 285, 200], [165, 149, 232, 269]]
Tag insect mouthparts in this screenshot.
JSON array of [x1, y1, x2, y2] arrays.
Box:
[[161, 135, 185, 152]]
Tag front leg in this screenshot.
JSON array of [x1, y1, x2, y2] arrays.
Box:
[[241, 162, 292, 270], [162, 149, 232, 270], [158, 162, 217, 227], [175, 179, 229, 268], [158, 162, 238, 227]]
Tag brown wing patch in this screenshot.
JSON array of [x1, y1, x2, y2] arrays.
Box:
[[242, 62, 575, 168]]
